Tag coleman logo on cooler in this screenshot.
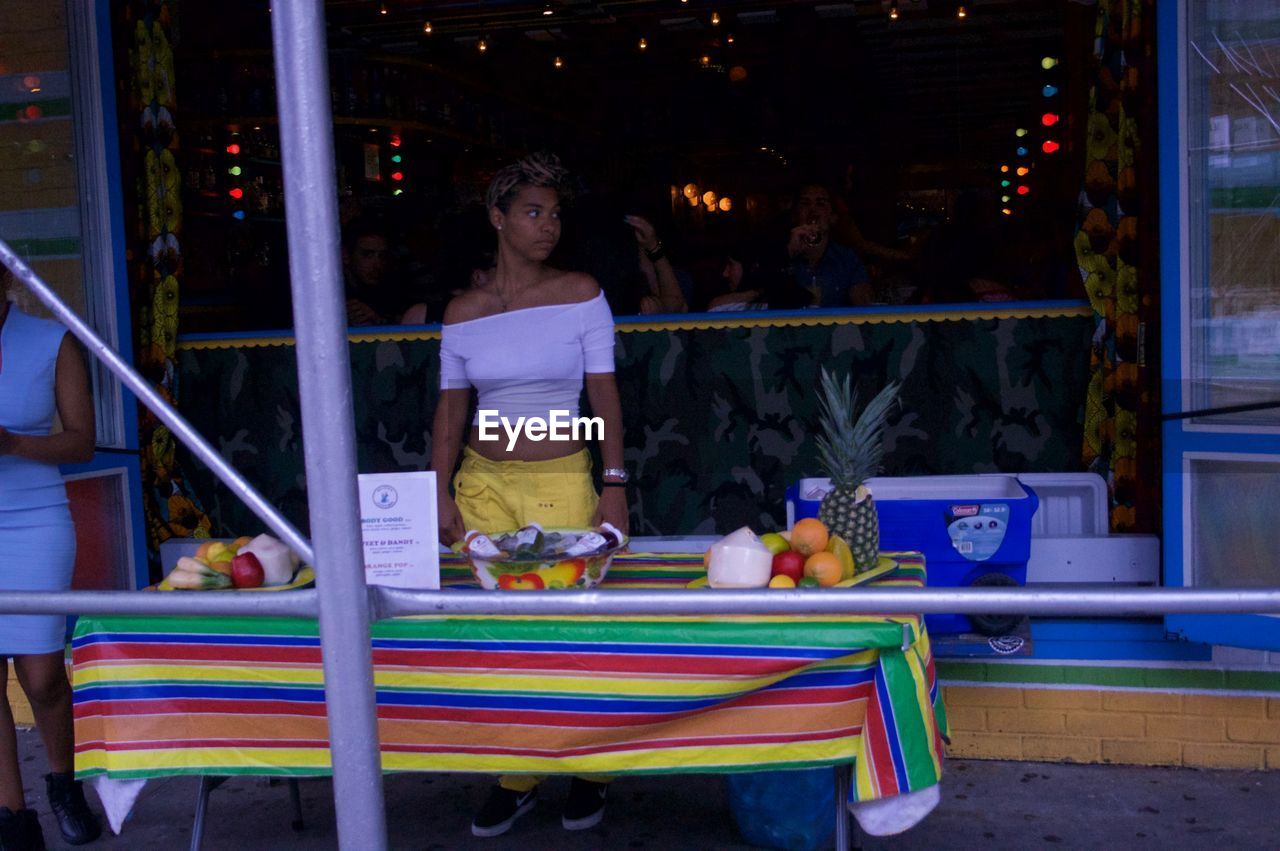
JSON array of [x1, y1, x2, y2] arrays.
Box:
[[950, 504, 980, 517]]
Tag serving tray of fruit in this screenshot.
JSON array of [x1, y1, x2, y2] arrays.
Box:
[[460, 523, 627, 590], [156, 533, 314, 591], [688, 518, 896, 589]]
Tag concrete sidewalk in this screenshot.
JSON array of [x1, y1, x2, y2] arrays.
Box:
[[17, 729, 1278, 850]]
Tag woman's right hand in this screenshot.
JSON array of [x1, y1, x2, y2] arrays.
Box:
[[437, 490, 466, 547]]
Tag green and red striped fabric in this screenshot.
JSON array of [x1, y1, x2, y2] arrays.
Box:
[[72, 553, 945, 803]]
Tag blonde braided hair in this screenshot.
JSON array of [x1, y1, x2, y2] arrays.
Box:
[[486, 152, 572, 213]]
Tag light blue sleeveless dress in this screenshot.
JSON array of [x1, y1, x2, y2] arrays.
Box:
[[0, 304, 76, 656]]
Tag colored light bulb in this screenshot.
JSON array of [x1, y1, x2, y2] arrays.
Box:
[[1042, 84, 1058, 97], [1042, 113, 1060, 127], [228, 166, 242, 176], [1016, 146, 1028, 157], [1016, 166, 1030, 176], [1042, 139, 1061, 154], [226, 143, 241, 155], [229, 187, 244, 199], [1016, 185, 1030, 195]]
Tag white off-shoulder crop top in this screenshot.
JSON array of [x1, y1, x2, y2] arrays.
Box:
[[439, 292, 616, 424]]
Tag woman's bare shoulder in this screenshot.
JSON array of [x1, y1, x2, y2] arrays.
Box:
[[442, 289, 501, 325], [545, 269, 601, 304]]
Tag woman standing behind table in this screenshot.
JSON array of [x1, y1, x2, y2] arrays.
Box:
[[0, 267, 101, 848], [430, 153, 629, 838]]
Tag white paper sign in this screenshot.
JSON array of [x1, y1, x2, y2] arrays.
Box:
[[357, 471, 440, 589]]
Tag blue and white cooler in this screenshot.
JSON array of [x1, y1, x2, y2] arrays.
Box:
[[785, 474, 1038, 635]]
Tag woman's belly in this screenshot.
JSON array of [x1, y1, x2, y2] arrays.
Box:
[[466, 425, 586, 462]]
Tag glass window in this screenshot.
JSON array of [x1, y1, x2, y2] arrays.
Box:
[[66, 471, 137, 590], [1187, 1, 1280, 427], [1189, 456, 1280, 588], [0, 2, 124, 446]]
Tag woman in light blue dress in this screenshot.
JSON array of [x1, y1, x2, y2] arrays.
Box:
[[0, 267, 100, 848]]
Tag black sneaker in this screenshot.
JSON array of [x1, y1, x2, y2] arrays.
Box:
[[44, 773, 100, 846], [471, 785, 537, 838], [0, 807, 46, 851], [561, 778, 608, 831]]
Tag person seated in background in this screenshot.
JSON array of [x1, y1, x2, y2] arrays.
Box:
[[706, 242, 772, 312], [401, 207, 496, 325], [342, 218, 413, 326], [625, 214, 688, 315], [912, 190, 1014, 304], [784, 182, 873, 308], [563, 195, 688, 316]]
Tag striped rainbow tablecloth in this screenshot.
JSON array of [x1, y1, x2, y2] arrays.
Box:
[[72, 552, 946, 804]]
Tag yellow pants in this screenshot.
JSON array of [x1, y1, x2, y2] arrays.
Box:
[[453, 446, 598, 534], [498, 774, 614, 793], [454, 447, 606, 791]]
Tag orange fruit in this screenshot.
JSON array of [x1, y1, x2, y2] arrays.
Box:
[[803, 551, 842, 587], [790, 518, 830, 557]]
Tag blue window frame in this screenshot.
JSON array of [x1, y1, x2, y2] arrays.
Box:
[[1161, 0, 1280, 651]]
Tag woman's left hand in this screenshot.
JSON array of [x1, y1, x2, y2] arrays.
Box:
[[623, 215, 660, 255], [594, 487, 630, 537]]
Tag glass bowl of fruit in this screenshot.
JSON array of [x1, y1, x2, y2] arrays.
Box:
[[461, 524, 627, 590]]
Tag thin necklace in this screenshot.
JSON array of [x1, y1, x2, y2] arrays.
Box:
[[493, 282, 529, 313]]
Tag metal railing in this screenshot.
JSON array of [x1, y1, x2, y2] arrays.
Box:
[[3, 2, 1280, 850]]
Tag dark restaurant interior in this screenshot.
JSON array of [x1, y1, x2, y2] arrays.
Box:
[[159, 0, 1092, 331]]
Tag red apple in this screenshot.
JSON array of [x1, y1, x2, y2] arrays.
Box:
[[771, 550, 806, 583], [230, 552, 265, 589]]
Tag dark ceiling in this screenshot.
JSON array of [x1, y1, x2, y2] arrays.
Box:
[[183, 1, 1072, 198], [317, 0, 1069, 164]]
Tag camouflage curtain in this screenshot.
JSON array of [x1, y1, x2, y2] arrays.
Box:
[[120, 1, 212, 563], [1075, 0, 1157, 533], [174, 312, 1092, 539]]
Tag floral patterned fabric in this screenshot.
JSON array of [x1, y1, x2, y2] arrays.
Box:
[[119, 1, 213, 559], [1075, 0, 1154, 532]]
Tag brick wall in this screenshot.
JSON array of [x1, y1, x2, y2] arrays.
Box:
[[944, 685, 1280, 770]]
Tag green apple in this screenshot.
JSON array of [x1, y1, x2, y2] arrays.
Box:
[[759, 532, 790, 555]]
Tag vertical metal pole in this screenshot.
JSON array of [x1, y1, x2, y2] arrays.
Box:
[[269, 3, 387, 849], [833, 764, 852, 851]]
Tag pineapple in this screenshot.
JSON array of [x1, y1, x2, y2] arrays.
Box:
[[813, 369, 900, 573]]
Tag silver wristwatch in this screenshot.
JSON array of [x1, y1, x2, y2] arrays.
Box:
[[601, 468, 630, 483]]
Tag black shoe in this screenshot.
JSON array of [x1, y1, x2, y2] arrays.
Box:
[[561, 778, 608, 831], [44, 773, 100, 846], [471, 785, 537, 838], [0, 807, 46, 851]]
